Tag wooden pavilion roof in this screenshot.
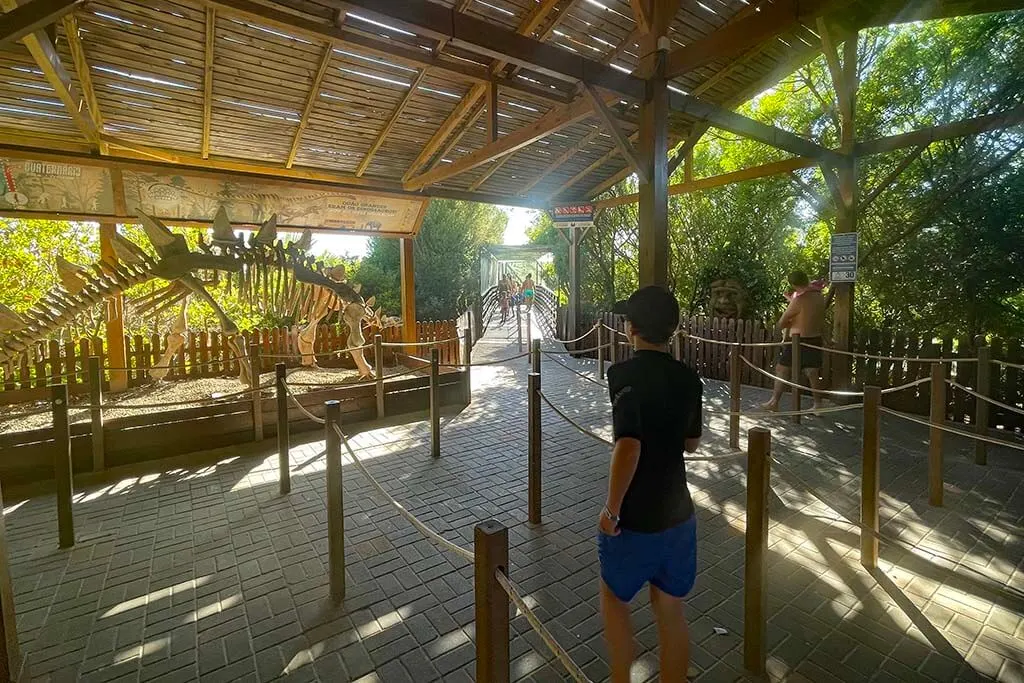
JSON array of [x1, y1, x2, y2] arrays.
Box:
[[1, 0, 1020, 211]]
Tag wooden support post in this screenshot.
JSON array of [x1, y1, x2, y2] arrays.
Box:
[[567, 226, 580, 339], [51, 383, 74, 549], [88, 356, 104, 472], [463, 327, 472, 405], [324, 400, 345, 604], [374, 334, 385, 418], [526, 309, 532, 361], [861, 386, 881, 569], [790, 334, 802, 424], [430, 348, 440, 458], [400, 238, 416, 354], [474, 520, 510, 683], [516, 301, 523, 351], [730, 344, 741, 449], [276, 363, 290, 495], [974, 338, 990, 465], [743, 427, 770, 675], [929, 363, 945, 506], [528, 371, 541, 524], [597, 324, 606, 379], [637, 52, 669, 287], [0, 484, 22, 682], [250, 343, 263, 441], [532, 339, 541, 375]]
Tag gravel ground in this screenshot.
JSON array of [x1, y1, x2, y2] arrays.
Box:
[[0, 363, 425, 435]]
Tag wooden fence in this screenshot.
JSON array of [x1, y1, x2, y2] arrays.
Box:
[[593, 313, 1023, 433], [0, 320, 462, 403]]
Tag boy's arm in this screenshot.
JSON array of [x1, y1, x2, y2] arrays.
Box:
[[605, 438, 641, 516], [684, 378, 703, 453]]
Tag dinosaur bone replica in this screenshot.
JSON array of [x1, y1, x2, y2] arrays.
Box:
[[0, 208, 386, 388]]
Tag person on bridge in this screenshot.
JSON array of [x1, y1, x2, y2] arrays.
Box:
[[598, 285, 702, 683], [498, 274, 512, 324], [761, 270, 826, 412], [520, 273, 535, 311]]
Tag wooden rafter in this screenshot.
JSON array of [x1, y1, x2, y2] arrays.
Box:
[[520, 127, 602, 194], [355, 69, 428, 177], [1, 0, 98, 146], [548, 133, 638, 200], [485, 82, 499, 143], [665, 0, 850, 78], [404, 82, 487, 181], [628, 0, 652, 34], [207, 0, 571, 106], [856, 105, 1024, 156], [201, 5, 216, 159], [60, 13, 106, 154], [406, 94, 598, 191], [584, 85, 646, 183], [0, 0, 81, 48], [287, 43, 334, 169], [858, 144, 925, 211], [469, 155, 512, 192]]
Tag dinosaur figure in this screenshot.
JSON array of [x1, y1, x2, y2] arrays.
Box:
[[0, 208, 385, 388]]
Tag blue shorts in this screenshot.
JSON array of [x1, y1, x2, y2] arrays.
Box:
[[598, 515, 697, 602]]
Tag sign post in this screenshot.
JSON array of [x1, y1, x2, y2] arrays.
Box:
[[829, 233, 858, 283], [552, 204, 595, 341]]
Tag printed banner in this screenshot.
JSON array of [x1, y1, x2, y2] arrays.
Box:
[[0, 158, 427, 236], [0, 158, 114, 213]]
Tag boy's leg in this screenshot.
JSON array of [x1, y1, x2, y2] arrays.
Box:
[[600, 579, 634, 683], [760, 363, 789, 410], [804, 367, 824, 408], [650, 585, 689, 681]]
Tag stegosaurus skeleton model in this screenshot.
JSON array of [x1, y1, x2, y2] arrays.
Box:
[[0, 208, 386, 388]]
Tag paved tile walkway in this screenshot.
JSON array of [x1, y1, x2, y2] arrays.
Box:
[[4, 316, 1023, 682]]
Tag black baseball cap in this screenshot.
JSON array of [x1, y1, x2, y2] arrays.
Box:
[[612, 286, 680, 344]]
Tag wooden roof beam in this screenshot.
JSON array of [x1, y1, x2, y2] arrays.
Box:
[[338, 0, 646, 99], [548, 135, 636, 200], [584, 85, 646, 183], [60, 13, 106, 154], [403, 82, 487, 181], [1, 0, 98, 147], [0, 0, 81, 48], [629, 0, 652, 34], [406, 94, 598, 191], [665, 0, 850, 79], [287, 43, 334, 168], [356, 69, 427, 177], [206, 0, 572, 106], [520, 126, 602, 194], [201, 6, 215, 159], [855, 104, 1024, 156]]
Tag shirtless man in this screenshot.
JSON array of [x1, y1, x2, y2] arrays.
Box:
[[521, 273, 536, 311], [762, 270, 826, 411]]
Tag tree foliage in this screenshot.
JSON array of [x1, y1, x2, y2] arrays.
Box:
[[532, 12, 1024, 337]]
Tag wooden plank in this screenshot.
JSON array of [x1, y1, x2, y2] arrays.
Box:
[[403, 82, 487, 180], [287, 42, 335, 168], [0, 0, 82, 48], [356, 68, 428, 176], [61, 13, 107, 154], [520, 127, 601, 194]]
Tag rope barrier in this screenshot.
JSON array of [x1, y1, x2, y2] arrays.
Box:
[[262, 342, 375, 359], [541, 352, 607, 387], [705, 403, 864, 419], [537, 391, 612, 446], [75, 383, 275, 411], [879, 407, 1024, 451], [550, 323, 599, 346], [104, 355, 245, 371], [333, 423, 475, 562], [947, 380, 1024, 417], [675, 330, 786, 348], [800, 342, 976, 364], [740, 357, 864, 397], [601, 323, 629, 339], [435, 351, 532, 368], [768, 455, 1024, 602], [493, 570, 592, 682], [545, 341, 616, 356], [380, 337, 461, 348], [288, 390, 326, 424]]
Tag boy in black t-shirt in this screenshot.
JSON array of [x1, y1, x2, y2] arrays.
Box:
[[598, 286, 702, 682]]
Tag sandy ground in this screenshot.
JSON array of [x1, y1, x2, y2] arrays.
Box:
[[0, 362, 426, 435]]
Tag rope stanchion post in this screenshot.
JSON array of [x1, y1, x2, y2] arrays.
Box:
[[250, 343, 264, 442], [596, 324, 605, 379], [463, 327, 472, 405], [729, 344, 741, 449], [526, 309, 532, 359], [51, 383, 75, 549], [861, 386, 881, 570], [430, 348, 440, 459], [790, 334, 802, 425], [975, 338, 990, 465], [325, 401, 345, 604], [474, 520, 510, 683], [276, 363, 290, 495], [528, 372, 541, 524], [374, 334, 385, 418], [88, 356, 104, 472], [516, 302, 523, 352], [743, 427, 770, 675], [532, 339, 540, 375], [929, 363, 945, 506]]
